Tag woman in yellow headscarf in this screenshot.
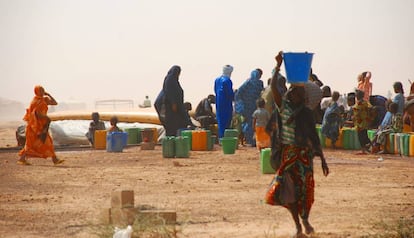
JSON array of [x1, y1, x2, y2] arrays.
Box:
[[17, 85, 64, 165]]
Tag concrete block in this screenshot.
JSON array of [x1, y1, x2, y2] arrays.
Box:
[[138, 210, 177, 225], [110, 207, 139, 226], [99, 208, 112, 225], [141, 142, 155, 150], [111, 190, 134, 208]]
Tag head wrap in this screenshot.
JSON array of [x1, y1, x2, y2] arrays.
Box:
[[304, 81, 323, 109], [250, 69, 260, 80], [393, 81, 404, 93], [166, 65, 181, 80], [34, 85, 44, 97], [222, 65, 233, 77]]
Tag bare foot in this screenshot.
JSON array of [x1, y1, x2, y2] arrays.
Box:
[[17, 159, 31, 166], [291, 231, 306, 238], [291, 225, 304, 238], [52, 158, 65, 165], [303, 219, 315, 234]]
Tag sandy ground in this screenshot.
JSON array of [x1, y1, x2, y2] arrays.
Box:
[[0, 121, 413, 238]]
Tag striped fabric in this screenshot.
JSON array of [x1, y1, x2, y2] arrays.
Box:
[[281, 100, 295, 144]]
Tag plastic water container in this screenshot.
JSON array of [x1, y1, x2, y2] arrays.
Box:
[[315, 125, 326, 148], [401, 133, 410, 156], [162, 136, 176, 158], [94, 130, 107, 149], [283, 52, 313, 84], [224, 129, 239, 150], [342, 128, 352, 150], [124, 128, 141, 145], [175, 136, 190, 158], [192, 130, 208, 151], [106, 132, 128, 152], [260, 148, 275, 174], [224, 129, 239, 138], [394, 133, 401, 154], [324, 128, 343, 149], [409, 134, 414, 156], [221, 137, 237, 154], [352, 128, 361, 150], [181, 130, 193, 150], [205, 130, 214, 150], [367, 129, 376, 141], [388, 133, 395, 154], [141, 128, 154, 143]]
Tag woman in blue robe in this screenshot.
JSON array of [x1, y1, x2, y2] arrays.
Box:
[[321, 91, 343, 148], [234, 69, 264, 145]]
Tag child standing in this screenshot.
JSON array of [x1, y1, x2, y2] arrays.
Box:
[[252, 98, 271, 150], [231, 111, 245, 146]]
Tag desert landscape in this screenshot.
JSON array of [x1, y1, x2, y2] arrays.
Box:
[[0, 120, 413, 238]]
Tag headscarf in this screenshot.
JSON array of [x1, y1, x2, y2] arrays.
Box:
[[222, 65, 233, 77], [163, 65, 183, 105], [34, 85, 44, 98], [250, 69, 260, 80]]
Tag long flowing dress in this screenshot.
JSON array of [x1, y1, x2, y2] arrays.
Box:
[[214, 74, 234, 138], [162, 65, 187, 136], [265, 100, 321, 220], [19, 88, 56, 159], [234, 70, 264, 144]]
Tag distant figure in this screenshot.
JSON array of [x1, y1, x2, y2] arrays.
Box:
[[309, 68, 323, 87], [231, 112, 245, 146], [321, 91, 343, 149], [392, 81, 405, 114], [357, 71, 372, 101], [214, 65, 235, 139], [261, 78, 275, 115], [353, 90, 372, 154], [86, 112, 106, 145], [371, 102, 403, 154], [184, 101, 197, 129], [108, 116, 122, 133], [195, 94, 216, 129], [252, 98, 270, 151], [234, 69, 264, 146], [17, 85, 64, 165], [159, 65, 188, 136], [139, 96, 152, 108], [343, 92, 356, 127], [369, 95, 388, 129]]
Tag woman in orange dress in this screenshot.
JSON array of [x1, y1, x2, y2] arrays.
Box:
[[357, 71, 372, 101], [17, 85, 64, 165]]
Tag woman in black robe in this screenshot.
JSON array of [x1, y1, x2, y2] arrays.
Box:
[[159, 65, 188, 136]]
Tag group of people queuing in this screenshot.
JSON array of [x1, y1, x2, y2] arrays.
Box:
[[153, 64, 276, 151], [320, 76, 408, 155], [18, 52, 414, 237]]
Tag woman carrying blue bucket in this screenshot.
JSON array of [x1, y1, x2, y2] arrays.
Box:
[[264, 51, 329, 237]]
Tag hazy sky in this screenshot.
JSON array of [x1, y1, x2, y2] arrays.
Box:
[[1, 0, 413, 109]]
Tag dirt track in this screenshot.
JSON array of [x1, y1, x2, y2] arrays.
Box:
[[0, 122, 413, 238]]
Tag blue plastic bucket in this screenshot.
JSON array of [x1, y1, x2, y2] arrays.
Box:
[[106, 132, 128, 152], [283, 52, 313, 84]]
